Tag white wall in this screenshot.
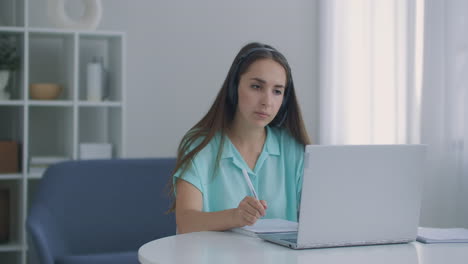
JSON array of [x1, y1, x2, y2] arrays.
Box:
[[30, 0, 320, 157]]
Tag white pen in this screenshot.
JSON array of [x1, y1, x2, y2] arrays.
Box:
[[242, 168, 259, 200]]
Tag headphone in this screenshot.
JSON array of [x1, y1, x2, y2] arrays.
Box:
[[227, 47, 292, 127]]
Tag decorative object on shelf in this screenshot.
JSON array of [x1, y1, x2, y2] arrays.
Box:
[[30, 83, 62, 100], [87, 56, 105, 101], [0, 35, 20, 100], [80, 143, 112, 159], [0, 141, 19, 173], [47, 0, 103, 30], [0, 71, 11, 100], [0, 188, 10, 243]]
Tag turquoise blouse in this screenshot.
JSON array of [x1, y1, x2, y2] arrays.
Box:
[[173, 126, 304, 221]]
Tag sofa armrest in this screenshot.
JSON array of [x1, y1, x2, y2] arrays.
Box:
[[27, 204, 68, 264]]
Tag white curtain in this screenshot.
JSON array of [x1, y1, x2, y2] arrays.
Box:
[[319, 0, 423, 145], [420, 0, 468, 228]]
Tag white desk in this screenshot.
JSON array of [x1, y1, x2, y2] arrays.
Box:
[[138, 231, 468, 264]]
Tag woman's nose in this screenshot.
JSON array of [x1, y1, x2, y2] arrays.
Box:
[[261, 90, 274, 106]]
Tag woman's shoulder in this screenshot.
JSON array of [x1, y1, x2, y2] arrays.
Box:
[[268, 126, 304, 158], [176, 131, 222, 181], [266, 127, 304, 179], [269, 126, 303, 147], [183, 131, 222, 161]]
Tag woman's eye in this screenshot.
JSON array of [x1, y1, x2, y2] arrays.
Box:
[[274, 89, 283, 95], [251, 84, 261, 89]]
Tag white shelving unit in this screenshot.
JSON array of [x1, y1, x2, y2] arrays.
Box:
[[0, 1, 126, 263]]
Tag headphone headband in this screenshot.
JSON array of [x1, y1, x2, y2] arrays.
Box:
[[238, 47, 276, 62]]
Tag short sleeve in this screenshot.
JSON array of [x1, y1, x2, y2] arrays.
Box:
[[173, 159, 203, 195]]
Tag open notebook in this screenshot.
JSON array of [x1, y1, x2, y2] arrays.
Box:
[[231, 219, 298, 238], [417, 227, 468, 243]]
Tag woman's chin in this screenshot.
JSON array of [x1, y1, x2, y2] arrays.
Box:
[[250, 119, 272, 128]]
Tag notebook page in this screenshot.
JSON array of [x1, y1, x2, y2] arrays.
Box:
[[241, 219, 298, 233], [418, 227, 468, 241]]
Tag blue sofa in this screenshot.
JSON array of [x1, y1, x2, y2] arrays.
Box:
[[26, 158, 177, 264]]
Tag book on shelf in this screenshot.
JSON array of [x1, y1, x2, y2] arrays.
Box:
[[28, 166, 47, 175], [231, 218, 298, 238], [417, 227, 468, 243]]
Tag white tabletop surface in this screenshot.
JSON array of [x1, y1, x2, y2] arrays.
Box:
[[138, 231, 468, 264]]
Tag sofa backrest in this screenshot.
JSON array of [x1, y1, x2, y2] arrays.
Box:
[[28, 158, 177, 255]]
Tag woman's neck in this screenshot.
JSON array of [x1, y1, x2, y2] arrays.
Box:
[[227, 123, 266, 153]]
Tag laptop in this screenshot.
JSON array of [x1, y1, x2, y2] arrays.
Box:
[[258, 144, 426, 249]]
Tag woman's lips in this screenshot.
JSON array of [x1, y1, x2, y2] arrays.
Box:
[[255, 112, 270, 118]]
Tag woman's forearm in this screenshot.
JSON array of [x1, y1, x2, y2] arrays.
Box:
[[176, 208, 239, 234]]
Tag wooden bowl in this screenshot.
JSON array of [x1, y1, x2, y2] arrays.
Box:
[[30, 83, 62, 100]]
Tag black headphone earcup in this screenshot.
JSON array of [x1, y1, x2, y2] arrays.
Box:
[[275, 110, 288, 127]]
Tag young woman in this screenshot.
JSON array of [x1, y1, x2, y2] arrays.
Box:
[[171, 42, 310, 234]]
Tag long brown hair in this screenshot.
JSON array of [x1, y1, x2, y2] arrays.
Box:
[[168, 42, 311, 211]]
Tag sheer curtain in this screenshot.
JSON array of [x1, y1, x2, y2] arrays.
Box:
[[421, 0, 468, 228], [319, 0, 423, 145]]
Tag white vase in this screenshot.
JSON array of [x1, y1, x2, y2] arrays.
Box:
[[47, 0, 102, 30], [87, 56, 104, 101], [0, 70, 11, 100]]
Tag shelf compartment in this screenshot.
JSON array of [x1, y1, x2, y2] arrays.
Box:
[[0, 180, 21, 247], [26, 178, 39, 219], [0, 106, 24, 175], [28, 106, 74, 167], [25, 178, 40, 264], [0, 0, 25, 27], [78, 107, 122, 158], [0, 106, 24, 144], [78, 34, 123, 102], [29, 32, 76, 101], [0, 31, 25, 100], [0, 252, 21, 263]]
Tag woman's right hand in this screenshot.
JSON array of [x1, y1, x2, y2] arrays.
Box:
[[232, 196, 268, 227]]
